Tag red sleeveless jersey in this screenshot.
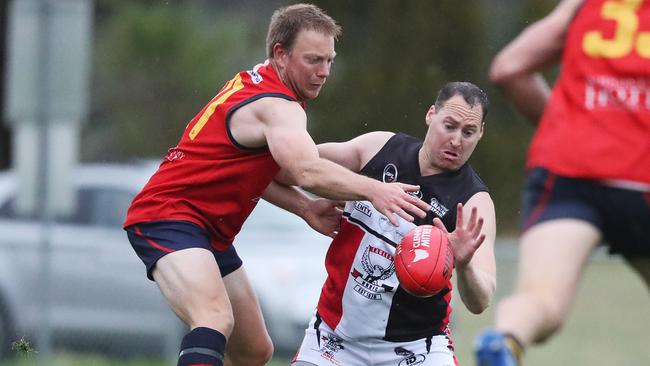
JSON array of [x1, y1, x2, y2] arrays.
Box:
[[528, 0, 650, 184], [124, 61, 300, 250]]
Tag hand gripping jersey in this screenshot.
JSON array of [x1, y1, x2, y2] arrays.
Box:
[[528, 0, 650, 184], [316, 133, 488, 342], [124, 61, 300, 250]]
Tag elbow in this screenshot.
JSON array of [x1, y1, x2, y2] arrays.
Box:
[[465, 278, 497, 315], [467, 299, 490, 315], [291, 165, 319, 192], [465, 293, 492, 315], [489, 54, 521, 88]]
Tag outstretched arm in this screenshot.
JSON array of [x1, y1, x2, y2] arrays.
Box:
[[260, 99, 428, 225], [262, 181, 343, 238], [433, 192, 496, 314], [489, 0, 583, 125]]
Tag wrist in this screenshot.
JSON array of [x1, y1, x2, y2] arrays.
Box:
[[363, 179, 383, 200]]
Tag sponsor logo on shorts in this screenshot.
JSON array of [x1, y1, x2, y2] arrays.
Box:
[[383, 163, 398, 183], [318, 333, 344, 366], [395, 347, 426, 366], [350, 245, 395, 300]]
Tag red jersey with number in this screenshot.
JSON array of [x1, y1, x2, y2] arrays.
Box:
[[124, 61, 301, 250], [528, 0, 650, 184]]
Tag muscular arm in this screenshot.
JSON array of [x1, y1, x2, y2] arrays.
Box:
[[489, 0, 583, 125], [256, 98, 428, 224], [437, 192, 497, 314]]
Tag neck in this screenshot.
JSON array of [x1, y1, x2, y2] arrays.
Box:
[[269, 59, 285, 83], [418, 147, 442, 176], [269, 59, 304, 101]]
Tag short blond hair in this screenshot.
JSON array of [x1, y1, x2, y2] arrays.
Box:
[[266, 3, 342, 59]]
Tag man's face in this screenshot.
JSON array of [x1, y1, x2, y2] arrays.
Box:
[[275, 29, 336, 101], [422, 95, 484, 172]]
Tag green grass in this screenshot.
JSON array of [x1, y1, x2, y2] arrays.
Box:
[[3, 253, 647, 365], [451, 254, 650, 365], [0, 354, 290, 366]]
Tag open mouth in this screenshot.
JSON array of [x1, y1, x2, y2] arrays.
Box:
[[442, 150, 459, 160]]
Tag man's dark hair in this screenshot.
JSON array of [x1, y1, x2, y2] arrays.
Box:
[[266, 3, 342, 59], [434, 82, 489, 122]]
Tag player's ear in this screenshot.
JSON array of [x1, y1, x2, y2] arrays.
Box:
[[425, 105, 436, 126], [272, 43, 288, 67], [478, 123, 485, 139]]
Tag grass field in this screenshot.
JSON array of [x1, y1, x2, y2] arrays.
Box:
[[451, 247, 650, 365], [3, 246, 648, 365]]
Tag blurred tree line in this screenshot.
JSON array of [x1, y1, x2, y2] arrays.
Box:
[[87, 0, 555, 234]]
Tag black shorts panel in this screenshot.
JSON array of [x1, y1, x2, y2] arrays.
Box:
[[125, 220, 243, 280], [522, 168, 650, 257]]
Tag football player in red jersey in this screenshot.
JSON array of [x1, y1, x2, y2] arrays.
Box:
[[123, 4, 430, 366], [475, 1, 650, 365]]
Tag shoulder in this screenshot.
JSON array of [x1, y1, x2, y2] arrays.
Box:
[[245, 97, 305, 125], [465, 191, 496, 225], [350, 131, 395, 166], [351, 131, 395, 146], [462, 164, 489, 191]]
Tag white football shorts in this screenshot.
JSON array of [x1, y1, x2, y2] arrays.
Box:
[[292, 313, 457, 366]]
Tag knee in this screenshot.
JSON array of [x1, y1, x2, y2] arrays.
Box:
[[496, 292, 567, 343], [536, 299, 567, 341], [189, 304, 235, 337], [227, 336, 273, 366]]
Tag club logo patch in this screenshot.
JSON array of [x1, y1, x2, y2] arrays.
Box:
[[246, 70, 263, 84], [350, 245, 395, 300], [383, 163, 398, 183], [408, 190, 423, 199]]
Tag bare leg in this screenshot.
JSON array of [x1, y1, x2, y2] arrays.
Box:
[[495, 219, 601, 345], [153, 247, 234, 334], [222, 266, 274, 366]]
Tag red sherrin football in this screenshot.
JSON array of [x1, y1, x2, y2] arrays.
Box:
[[395, 225, 454, 297]]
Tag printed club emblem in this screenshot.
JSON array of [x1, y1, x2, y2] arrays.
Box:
[[350, 245, 395, 300], [383, 163, 398, 183]]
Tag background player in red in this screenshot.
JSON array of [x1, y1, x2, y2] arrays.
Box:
[[292, 82, 497, 366], [123, 4, 430, 366], [475, 0, 650, 365]]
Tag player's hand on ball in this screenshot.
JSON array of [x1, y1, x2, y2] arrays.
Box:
[[432, 203, 485, 269]]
